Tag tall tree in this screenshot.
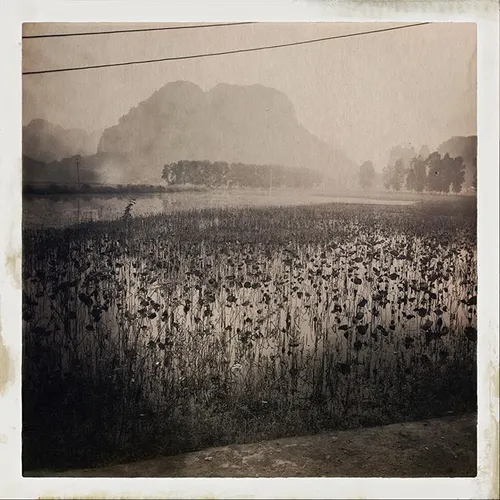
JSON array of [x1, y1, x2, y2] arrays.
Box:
[[426, 152, 447, 192], [382, 159, 405, 191], [392, 159, 406, 191], [413, 156, 428, 192], [382, 165, 392, 190], [450, 156, 466, 193], [406, 166, 416, 191], [358, 161, 376, 190], [439, 153, 454, 193]]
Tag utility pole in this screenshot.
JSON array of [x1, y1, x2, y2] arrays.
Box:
[[76, 156, 81, 187], [76, 156, 81, 224]]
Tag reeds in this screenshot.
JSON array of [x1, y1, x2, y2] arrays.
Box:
[[22, 199, 477, 471]]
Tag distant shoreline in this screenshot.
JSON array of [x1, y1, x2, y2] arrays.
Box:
[[311, 188, 477, 203], [22, 184, 477, 202], [22, 184, 208, 196]]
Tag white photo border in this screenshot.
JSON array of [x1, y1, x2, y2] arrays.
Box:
[[1, 1, 498, 498]]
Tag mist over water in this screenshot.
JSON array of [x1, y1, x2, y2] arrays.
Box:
[[23, 189, 416, 229]]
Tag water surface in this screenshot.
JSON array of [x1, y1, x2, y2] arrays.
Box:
[[23, 188, 415, 229]]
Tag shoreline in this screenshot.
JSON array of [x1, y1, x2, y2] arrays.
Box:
[[26, 413, 477, 478]]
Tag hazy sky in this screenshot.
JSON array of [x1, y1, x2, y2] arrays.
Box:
[[22, 22, 476, 168]]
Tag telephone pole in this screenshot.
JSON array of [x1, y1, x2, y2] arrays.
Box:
[[76, 156, 81, 224], [76, 156, 81, 187]]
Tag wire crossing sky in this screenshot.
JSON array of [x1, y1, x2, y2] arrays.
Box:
[[22, 22, 256, 39], [22, 22, 476, 168], [23, 23, 430, 75]]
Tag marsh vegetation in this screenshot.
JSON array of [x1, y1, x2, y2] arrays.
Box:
[[22, 196, 477, 472]]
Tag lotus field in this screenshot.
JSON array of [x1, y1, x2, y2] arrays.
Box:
[[22, 198, 477, 471]]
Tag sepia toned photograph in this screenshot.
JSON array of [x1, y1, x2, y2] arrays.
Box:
[[21, 21, 478, 479]]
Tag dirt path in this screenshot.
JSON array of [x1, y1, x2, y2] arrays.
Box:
[[35, 413, 477, 478]]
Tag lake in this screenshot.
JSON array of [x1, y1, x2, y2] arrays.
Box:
[[22, 188, 416, 229]]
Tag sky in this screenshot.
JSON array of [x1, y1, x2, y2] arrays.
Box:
[[22, 22, 477, 169]]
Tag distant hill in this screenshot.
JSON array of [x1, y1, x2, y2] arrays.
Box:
[[437, 136, 477, 163], [97, 81, 356, 185], [23, 119, 101, 163], [23, 82, 356, 187], [437, 136, 477, 189]]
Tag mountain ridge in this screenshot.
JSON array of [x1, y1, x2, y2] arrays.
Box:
[[23, 82, 476, 189], [95, 81, 355, 185], [23, 119, 101, 163]]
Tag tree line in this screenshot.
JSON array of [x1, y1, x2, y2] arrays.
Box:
[[358, 151, 473, 193], [162, 160, 323, 189]]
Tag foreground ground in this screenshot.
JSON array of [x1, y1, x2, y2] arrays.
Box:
[[29, 413, 476, 478]]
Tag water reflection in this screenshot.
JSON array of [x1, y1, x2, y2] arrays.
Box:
[[23, 189, 415, 229]]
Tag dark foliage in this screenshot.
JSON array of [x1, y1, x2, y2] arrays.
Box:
[[162, 160, 324, 189]]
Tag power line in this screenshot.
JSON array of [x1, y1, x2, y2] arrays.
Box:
[[23, 22, 431, 76], [22, 22, 255, 39]]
